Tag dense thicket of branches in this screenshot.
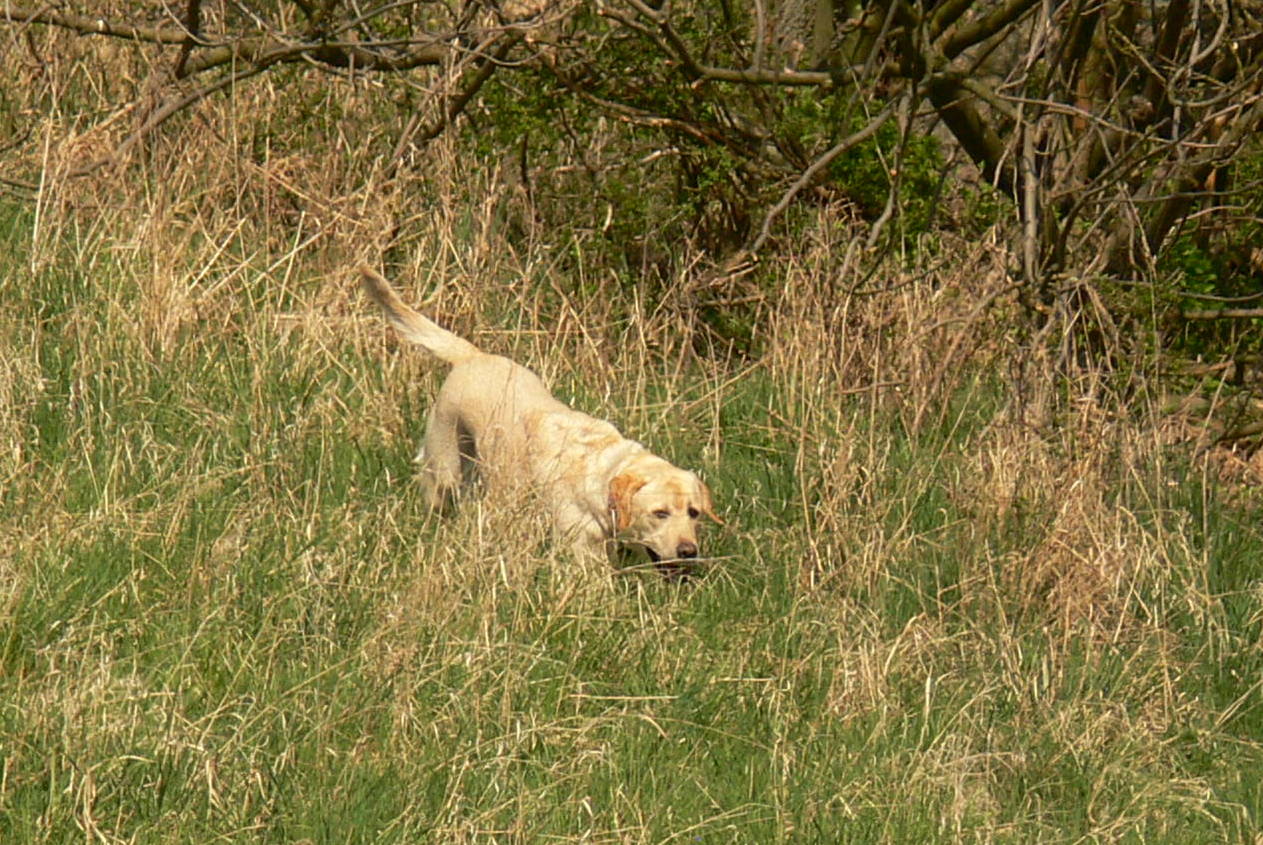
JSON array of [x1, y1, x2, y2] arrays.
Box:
[[4, 1, 1262, 343]]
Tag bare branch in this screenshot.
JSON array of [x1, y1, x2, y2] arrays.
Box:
[[1141, 0, 1190, 121], [414, 31, 527, 144], [173, 0, 204, 78], [928, 0, 979, 43], [1106, 89, 1263, 273], [925, 72, 1017, 196], [2, 4, 460, 77], [749, 96, 904, 254], [606, 2, 841, 86], [2, 5, 189, 44], [1181, 309, 1263, 320], [940, 0, 1044, 59], [179, 37, 449, 76]]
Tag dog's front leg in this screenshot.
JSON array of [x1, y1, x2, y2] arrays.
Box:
[[567, 535, 610, 565], [554, 506, 611, 564]]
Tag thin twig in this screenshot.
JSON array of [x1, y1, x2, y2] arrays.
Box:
[[1181, 308, 1263, 320]]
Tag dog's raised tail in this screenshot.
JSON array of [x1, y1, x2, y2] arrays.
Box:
[[359, 265, 481, 364]]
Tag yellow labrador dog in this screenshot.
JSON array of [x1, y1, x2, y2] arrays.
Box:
[[360, 266, 720, 574]]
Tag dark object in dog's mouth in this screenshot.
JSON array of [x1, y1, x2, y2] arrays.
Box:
[[645, 548, 694, 581]]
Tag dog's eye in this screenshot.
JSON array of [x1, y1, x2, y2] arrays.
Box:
[[687, 507, 699, 519], [652, 509, 670, 519]]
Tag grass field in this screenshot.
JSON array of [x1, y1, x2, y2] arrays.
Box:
[[3, 175, 1263, 845]]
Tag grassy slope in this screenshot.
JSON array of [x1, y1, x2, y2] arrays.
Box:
[[2, 192, 1263, 845]]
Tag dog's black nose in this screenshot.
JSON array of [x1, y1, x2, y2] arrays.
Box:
[[676, 541, 698, 559]]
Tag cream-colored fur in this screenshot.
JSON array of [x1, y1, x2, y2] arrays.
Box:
[[360, 266, 720, 571]]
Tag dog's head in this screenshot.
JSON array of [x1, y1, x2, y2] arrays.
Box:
[[608, 459, 721, 577]]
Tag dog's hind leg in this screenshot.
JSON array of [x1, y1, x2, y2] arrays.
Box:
[[416, 405, 464, 511]]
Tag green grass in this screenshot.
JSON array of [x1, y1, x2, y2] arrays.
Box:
[[2, 201, 1263, 843]]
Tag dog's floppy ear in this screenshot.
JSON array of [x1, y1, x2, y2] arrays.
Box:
[[699, 480, 723, 524], [607, 472, 647, 532]]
